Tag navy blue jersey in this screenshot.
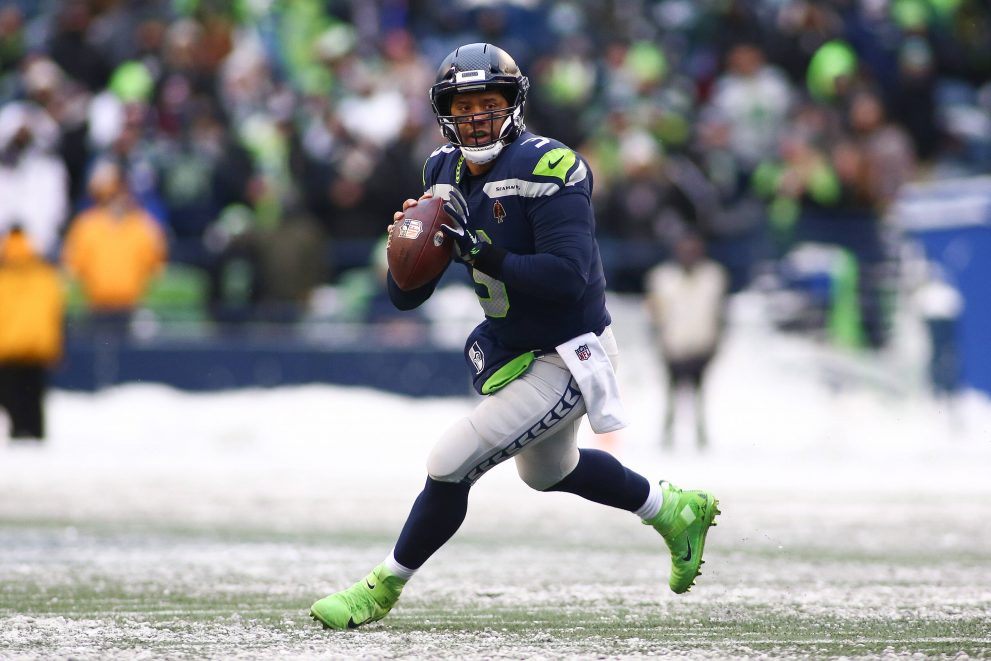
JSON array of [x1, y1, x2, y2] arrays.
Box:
[[389, 132, 611, 389]]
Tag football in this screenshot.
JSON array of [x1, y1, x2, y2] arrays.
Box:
[[387, 195, 454, 291]]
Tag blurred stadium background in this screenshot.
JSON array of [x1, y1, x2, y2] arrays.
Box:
[[1, 1, 991, 659], [0, 0, 989, 396]]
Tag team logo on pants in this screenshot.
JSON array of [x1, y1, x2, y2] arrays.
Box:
[[470, 341, 485, 374], [575, 344, 591, 361]]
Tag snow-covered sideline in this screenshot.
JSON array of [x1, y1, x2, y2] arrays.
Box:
[[1, 292, 988, 531]]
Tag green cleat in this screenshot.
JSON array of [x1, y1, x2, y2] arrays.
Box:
[[644, 481, 720, 594], [310, 564, 406, 630]]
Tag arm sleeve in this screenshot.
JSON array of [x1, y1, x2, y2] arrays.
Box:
[[497, 192, 595, 302], [386, 270, 442, 310]]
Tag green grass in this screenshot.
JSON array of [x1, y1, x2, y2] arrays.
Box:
[[2, 517, 989, 660]]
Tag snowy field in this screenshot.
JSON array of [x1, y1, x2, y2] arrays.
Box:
[[1, 294, 990, 659]]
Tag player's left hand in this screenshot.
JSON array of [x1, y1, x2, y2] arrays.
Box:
[[440, 188, 483, 263], [440, 188, 507, 276]]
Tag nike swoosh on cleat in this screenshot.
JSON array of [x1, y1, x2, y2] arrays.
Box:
[[365, 579, 376, 590], [682, 538, 693, 562]]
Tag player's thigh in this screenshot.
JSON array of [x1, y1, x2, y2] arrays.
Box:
[[513, 417, 581, 491], [514, 327, 620, 489], [426, 357, 585, 484]]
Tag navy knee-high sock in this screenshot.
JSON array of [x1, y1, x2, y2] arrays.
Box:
[[393, 477, 471, 569], [545, 448, 649, 512]]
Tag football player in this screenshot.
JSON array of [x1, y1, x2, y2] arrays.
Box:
[[311, 43, 720, 630]]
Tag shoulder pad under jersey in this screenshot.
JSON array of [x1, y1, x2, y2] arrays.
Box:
[[487, 134, 590, 200], [422, 143, 459, 190]]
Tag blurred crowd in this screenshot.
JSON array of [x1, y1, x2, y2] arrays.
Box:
[[0, 0, 989, 329]]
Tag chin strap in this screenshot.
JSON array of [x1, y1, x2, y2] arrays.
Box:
[[460, 140, 505, 165]]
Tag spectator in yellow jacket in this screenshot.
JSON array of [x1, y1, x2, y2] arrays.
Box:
[[0, 227, 64, 440], [61, 159, 167, 333]]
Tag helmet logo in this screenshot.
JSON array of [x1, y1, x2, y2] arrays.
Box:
[[492, 200, 506, 224], [455, 70, 485, 83]]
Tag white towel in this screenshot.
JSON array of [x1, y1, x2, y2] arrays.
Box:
[[556, 332, 628, 433]]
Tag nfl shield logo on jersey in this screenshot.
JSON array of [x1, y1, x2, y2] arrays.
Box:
[[575, 344, 591, 361], [469, 341, 485, 374]]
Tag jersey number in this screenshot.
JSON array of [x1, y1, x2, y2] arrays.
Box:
[[472, 230, 509, 318], [522, 136, 550, 149]]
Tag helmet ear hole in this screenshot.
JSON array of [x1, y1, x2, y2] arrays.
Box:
[[439, 117, 459, 143]]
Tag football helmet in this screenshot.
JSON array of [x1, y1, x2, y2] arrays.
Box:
[[429, 43, 530, 165]]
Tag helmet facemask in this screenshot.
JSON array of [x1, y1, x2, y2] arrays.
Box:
[[433, 93, 523, 164]]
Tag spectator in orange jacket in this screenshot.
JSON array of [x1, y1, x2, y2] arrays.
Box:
[[61, 159, 167, 333], [0, 227, 65, 440]]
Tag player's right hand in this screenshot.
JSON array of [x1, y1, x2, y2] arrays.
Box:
[[391, 194, 433, 223], [388, 193, 433, 248]]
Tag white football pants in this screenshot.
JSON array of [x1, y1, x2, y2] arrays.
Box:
[[427, 326, 619, 490]]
